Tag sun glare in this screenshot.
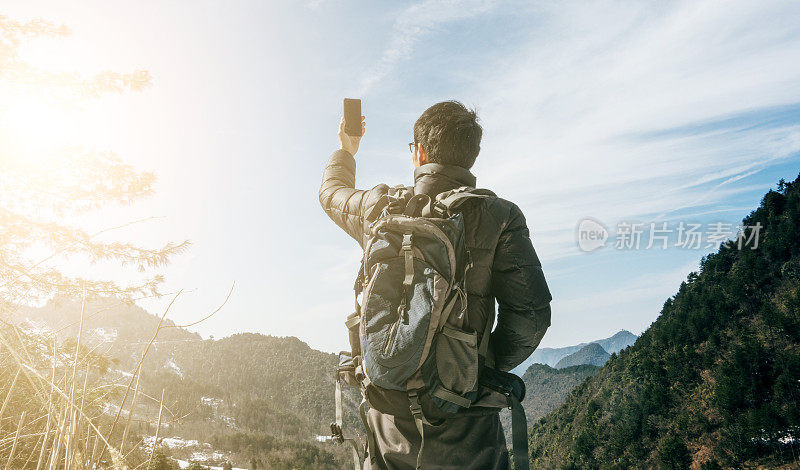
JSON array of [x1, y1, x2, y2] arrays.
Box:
[[0, 92, 84, 164], [0, 35, 114, 167]]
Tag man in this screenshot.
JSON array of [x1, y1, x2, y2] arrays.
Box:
[[319, 101, 551, 469]]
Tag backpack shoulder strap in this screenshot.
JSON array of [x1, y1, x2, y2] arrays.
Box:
[[427, 186, 496, 217], [365, 185, 414, 222]]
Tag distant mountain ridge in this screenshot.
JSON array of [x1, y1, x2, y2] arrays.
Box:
[[555, 343, 611, 369], [511, 329, 638, 375]]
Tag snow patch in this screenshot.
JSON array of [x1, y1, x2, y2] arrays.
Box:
[[175, 459, 246, 470], [190, 450, 227, 461], [201, 397, 222, 407], [165, 358, 184, 378], [221, 415, 236, 429], [145, 436, 244, 470], [91, 327, 118, 342]]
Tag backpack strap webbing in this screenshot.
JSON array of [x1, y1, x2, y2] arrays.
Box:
[[407, 390, 426, 470], [332, 378, 365, 470], [407, 389, 444, 470], [509, 393, 530, 470], [479, 311, 494, 365], [478, 368, 529, 469], [358, 398, 377, 466]]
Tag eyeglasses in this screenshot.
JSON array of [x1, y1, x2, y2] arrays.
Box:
[[408, 142, 415, 154]]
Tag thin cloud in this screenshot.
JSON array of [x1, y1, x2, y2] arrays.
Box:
[[357, 0, 495, 95], [465, 0, 800, 265]]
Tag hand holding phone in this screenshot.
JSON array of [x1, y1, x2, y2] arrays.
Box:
[[344, 98, 362, 136], [339, 98, 365, 156]]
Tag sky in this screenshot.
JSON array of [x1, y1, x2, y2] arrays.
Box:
[[3, 0, 800, 353]]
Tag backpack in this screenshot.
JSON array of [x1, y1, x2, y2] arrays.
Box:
[[333, 186, 530, 470], [359, 186, 491, 413]]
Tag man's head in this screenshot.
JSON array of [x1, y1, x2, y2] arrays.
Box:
[[412, 101, 482, 169]]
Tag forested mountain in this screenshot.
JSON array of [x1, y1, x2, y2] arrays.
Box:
[[511, 329, 637, 374], [17, 301, 357, 469], [529, 175, 800, 469], [555, 343, 611, 369], [501, 364, 601, 443]]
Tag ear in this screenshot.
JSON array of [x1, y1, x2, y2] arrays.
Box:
[[417, 143, 429, 165]]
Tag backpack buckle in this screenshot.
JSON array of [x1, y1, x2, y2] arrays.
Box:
[[432, 200, 448, 217], [402, 232, 413, 250], [408, 390, 424, 419]]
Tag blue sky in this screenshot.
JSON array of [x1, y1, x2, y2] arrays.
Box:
[[4, 0, 800, 353]]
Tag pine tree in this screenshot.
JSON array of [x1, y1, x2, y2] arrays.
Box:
[[0, 14, 188, 310], [0, 13, 188, 469], [148, 447, 178, 470]]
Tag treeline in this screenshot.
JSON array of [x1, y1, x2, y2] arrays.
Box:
[[137, 333, 359, 468], [529, 175, 800, 468], [210, 431, 341, 470]]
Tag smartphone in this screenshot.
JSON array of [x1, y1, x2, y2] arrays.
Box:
[[343, 98, 362, 136]]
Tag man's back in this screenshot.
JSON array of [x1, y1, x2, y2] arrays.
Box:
[[320, 101, 551, 469], [320, 150, 551, 469], [411, 162, 551, 372]]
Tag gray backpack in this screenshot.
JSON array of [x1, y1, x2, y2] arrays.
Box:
[[333, 186, 530, 470], [359, 187, 490, 413]]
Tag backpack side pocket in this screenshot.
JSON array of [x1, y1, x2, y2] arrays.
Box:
[[423, 325, 479, 413]]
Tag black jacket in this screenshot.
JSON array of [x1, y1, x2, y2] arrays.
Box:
[[319, 149, 551, 372]]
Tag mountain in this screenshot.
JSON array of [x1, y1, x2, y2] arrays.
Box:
[[554, 343, 611, 369], [16, 299, 357, 469], [593, 329, 638, 356], [528, 175, 800, 469], [519, 364, 602, 420], [500, 363, 601, 442], [16, 296, 201, 349], [511, 329, 638, 374]]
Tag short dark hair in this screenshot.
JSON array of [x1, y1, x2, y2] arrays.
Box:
[[413, 101, 482, 169]]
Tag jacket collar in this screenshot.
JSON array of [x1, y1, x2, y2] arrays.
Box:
[[413, 163, 477, 196]]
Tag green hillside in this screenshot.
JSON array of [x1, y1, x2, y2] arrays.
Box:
[[161, 332, 361, 437], [501, 363, 601, 443], [17, 302, 358, 469], [529, 175, 800, 469]]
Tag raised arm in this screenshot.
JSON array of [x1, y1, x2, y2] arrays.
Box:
[[489, 202, 552, 372], [319, 117, 389, 246]]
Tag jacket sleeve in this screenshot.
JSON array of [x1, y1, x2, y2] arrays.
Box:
[[489, 203, 552, 372], [319, 149, 389, 247]]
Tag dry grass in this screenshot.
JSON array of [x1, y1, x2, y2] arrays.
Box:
[[0, 291, 182, 469]]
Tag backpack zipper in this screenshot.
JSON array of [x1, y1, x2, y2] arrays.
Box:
[[382, 316, 401, 355], [383, 280, 410, 355]]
